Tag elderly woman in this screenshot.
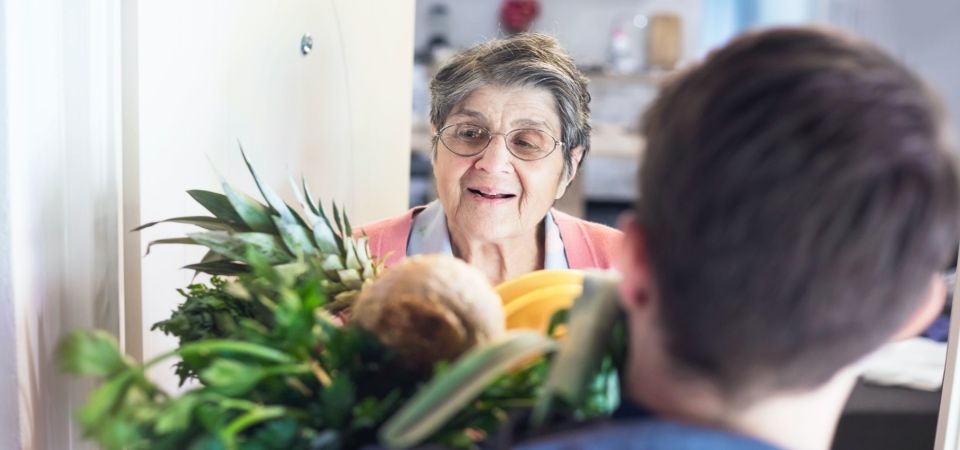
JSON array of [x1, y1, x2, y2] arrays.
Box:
[[362, 33, 620, 284]]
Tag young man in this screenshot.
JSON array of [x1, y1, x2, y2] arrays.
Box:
[[519, 27, 960, 450]]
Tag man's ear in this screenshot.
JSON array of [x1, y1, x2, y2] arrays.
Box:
[[555, 146, 584, 199], [616, 212, 656, 313], [891, 275, 947, 341]]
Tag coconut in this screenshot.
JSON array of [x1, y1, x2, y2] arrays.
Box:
[[350, 254, 505, 373]]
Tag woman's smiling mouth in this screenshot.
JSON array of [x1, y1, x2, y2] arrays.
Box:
[[467, 187, 517, 201]]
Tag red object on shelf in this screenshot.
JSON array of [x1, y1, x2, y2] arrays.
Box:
[[500, 0, 540, 34]]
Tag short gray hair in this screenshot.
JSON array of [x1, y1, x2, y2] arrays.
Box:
[[429, 33, 592, 177]]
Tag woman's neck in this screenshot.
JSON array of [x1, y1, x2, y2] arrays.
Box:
[[448, 222, 544, 285]]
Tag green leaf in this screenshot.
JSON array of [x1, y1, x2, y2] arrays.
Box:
[[342, 209, 353, 239], [188, 190, 249, 230], [320, 376, 356, 428], [317, 204, 344, 257], [146, 237, 199, 256], [186, 232, 247, 261], [299, 177, 321, 216], [188, 231, 292, 264], [319, 253, 345, 272], [188, 433, 227, 450], [176, 340, 295, 365], [134, 216, 236, 232], [56, 330, 130, 377], [351, 390, 402, 431], [336, 269, 363, 290], [354, 235, 370, 261], [201, 250, 226, 263], [247, 418, 299, 449], [77, 371, 135, 429], [380, 330, 557, 449], [340, 212, 363, 271], [289, 178, 320, 221], [91, 415, 143, 450], [331, 203, 345, 237], [273, 217, 318, 257], [328, 202, 348, 258], [312, 219, 340, 256], [200, 359, 265, 397], [183, 261, 250, 276], [546, 308, 570, 337], [290, 179, 339, 255], [240, 146, 298, 226], [220, 180, 276, 233], [155, 395, 201, 434], [220, 406, 287, 449], [343, 243, 361, 271]]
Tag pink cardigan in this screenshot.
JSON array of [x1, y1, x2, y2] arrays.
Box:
[[358, 207, 623, 270]]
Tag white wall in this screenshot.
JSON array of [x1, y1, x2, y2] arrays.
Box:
[[133, 0, 415, 393]]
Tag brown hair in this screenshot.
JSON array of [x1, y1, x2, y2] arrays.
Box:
[[637, 27, 960, 397]]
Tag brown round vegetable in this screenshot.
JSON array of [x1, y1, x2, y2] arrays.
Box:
[[350, 254, 505, 373]]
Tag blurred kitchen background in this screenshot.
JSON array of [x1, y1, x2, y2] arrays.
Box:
[[407, 0, 960, 228], [407, 5, 960, 447]]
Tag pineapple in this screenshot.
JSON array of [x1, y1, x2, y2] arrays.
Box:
[[137, 148, 383, 313]]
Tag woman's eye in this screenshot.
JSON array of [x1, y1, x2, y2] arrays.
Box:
[[457, 127, 485, 140], [512, 139, 534, 149]]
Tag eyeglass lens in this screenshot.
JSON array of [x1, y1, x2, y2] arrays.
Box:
[[439, 124, 555, 160]]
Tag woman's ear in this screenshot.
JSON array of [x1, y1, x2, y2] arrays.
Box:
[[554, 146, 584, 199], [891, 275, 947, 341]]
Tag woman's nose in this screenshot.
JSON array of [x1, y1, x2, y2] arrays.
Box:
[[473, 136, 513, 174]]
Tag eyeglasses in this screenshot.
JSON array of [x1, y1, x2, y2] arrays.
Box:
[[434, 123, 563, 161]]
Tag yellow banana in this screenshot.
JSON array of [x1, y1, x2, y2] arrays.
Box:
[[496, 269, 584, 305], [505, 283, 583, 333]]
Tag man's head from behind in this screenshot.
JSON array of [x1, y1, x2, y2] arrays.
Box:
[[621, 27, 960, 404]]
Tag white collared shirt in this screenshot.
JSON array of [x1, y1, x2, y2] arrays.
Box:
[[406, 200, 569, 269]]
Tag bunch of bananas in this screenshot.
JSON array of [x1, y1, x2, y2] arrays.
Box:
[[495, 269, 585, 334]]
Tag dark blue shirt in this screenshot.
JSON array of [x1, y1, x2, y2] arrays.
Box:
[[514, 419, 783, 450]]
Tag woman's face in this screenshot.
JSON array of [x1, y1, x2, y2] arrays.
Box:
[[433, 84, 580, 243]]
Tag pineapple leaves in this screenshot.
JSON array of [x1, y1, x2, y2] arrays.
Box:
[[133, 216, 236, 232], [188, 231, 292, 264], [183, 261, 250, 276], [331, 203, 347, 256], [221, 181, 276, 234], [299, 177, 321, 216], [356, 236, 375, 278], [291, 177, 340, 255], [187, 190, 249, 230], [343, 210, 354, 239], [272, 217, 318, 257], [239, 146, 298, 227], [135, 148, 379, 320], [145, 238, 198, 256]]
